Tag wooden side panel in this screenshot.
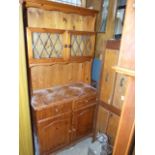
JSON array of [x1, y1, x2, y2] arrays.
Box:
[[30, 62, 91, 90], [118, 0, 135, 70], [106, 113, 120, 145], [19, 5, 33, 155], [113, 78, 135, 155], [27, 8, 96, 31], [100, 49, 119, 104], [112, 0, 135, 154], [112, 74, 128, 109]]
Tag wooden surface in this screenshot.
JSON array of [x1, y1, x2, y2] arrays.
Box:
[[93, 0, 118, 59], [37, 113, 71, 154], [86, 0, 103, 31], [112, 66, 135, 77], [96, 106, 109, 133], [113, 78, 135, 155], [30, 61, 92, 90], [112, 0, 135, 154], [106, 40, 121, 50], [117, 0, 135, 70], [19, 5, 33, 155], [100, 49, 119, 104], [27, 7, 96, 31], [72, 105, 96, 141], [106, 112, 120, 145], [112, 74, 128, 109], [100, 101, 121, 116], [23, 0, 98, 16], [32, 82, 97, 154], [31, 82, 97, 109]]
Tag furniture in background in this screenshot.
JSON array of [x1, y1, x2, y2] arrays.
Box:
[[96, 39, 128, 146], [22, 0, 98, 154]]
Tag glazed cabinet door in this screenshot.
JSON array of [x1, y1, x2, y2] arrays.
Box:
[[72, 105, 96, 141], [37, 113, 71, 155], [100, 49, 119, 104]]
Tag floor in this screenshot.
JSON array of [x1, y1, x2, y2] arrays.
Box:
[[51, 137, 102, 155]]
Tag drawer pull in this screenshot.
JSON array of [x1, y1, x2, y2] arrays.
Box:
[[68, 129, 72, 133], [72, 128, 76, 132], [120, 78, 125, 87]]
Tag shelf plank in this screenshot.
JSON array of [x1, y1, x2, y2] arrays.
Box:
[[22, 0, 98, 16], [112, 66, 135, 77]]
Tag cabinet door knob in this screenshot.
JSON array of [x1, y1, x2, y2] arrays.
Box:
[[72, 128, 76, 132], [68, 129, 72, 133]]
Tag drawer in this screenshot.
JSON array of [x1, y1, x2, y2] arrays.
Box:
[[73, 96, 97, 110], [34, 101, 72, 121]]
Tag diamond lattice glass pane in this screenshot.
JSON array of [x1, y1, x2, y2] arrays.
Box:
[[32, 32, 63, 59], [71, 35, 92, 56]]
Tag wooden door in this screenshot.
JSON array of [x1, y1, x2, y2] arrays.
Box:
[[72, 105, 96, 141], [37, 113, 71, 154], [106, 112, 120, 145], [100, 49, 119, 104], [112, 73, 128, 109]]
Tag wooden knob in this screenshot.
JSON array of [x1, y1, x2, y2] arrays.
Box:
[[72, 128, 76, 132], [55, 108, 58, 112]]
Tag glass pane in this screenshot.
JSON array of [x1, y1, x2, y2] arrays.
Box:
[[114, 0, 127, 39], [100, 0, 110, 32], [32, 32, 63, 59], [71, 35, 92, 56]]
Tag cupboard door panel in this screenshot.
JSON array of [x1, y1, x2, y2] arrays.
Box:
[[72, 105, 96, 141], [106, 113, 120, 145], [37, 113, 71, 154], [97, 106, 109, 133], [100, 49, 119, 104], [113, 74, 128, 109]]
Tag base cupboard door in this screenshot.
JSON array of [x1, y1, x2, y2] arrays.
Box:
[[72, 105, 96, 141], [37, 113, 71, 155]]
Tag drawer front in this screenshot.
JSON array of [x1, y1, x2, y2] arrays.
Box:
[[35, 101, 72, 121], [73, 96, 97, 110]]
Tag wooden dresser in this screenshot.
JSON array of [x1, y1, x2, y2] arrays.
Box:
[[31, 82, 97, 154]]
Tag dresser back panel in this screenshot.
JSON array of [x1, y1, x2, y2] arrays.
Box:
[[30, 61, 91, 90], [27, 8, 96, 31]]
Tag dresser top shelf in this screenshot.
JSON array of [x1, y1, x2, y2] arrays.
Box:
[[31, 82, 96, 110]]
